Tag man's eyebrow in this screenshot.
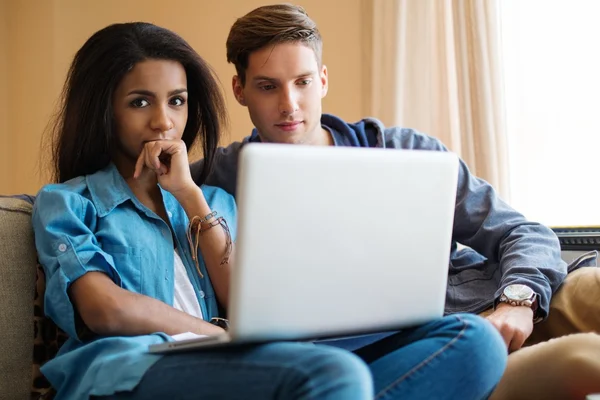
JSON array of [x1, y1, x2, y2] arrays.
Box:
[[252, 72, 316, 83], [252, 76, 279, 83], [126, 88, 187, 96]]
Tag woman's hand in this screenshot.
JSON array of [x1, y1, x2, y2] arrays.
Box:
[[134, 139, 195, 196]]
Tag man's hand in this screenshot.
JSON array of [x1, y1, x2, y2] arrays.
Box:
[[486, 303, 534, 353]]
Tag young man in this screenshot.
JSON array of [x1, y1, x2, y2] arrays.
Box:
[[191, 3, 600, 398]]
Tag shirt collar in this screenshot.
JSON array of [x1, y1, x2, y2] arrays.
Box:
[[85, 163, 132, 217], [86, 162, 180, 219]]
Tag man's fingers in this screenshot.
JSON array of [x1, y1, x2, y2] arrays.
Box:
[[508, 330, 526, 353], [488, 318, 512, 349]]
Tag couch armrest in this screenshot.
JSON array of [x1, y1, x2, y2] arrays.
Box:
[[0, 196, 37, 400], [552, 227, 600, 251]]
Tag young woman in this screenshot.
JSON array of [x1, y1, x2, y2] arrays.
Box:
[[33, 22, 507, 400]]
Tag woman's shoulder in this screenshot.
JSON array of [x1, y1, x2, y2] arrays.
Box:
[[36, 175, 87, 199], [34, 176, 95, 218], [37, 175, 87, 195]]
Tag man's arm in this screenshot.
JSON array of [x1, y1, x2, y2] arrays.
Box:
[[383, 125, 567, 350], [452, 158, 567, 318], [383, 125, 567, 318], [190, 141, 245, 198], [452, 163, 566, 351]]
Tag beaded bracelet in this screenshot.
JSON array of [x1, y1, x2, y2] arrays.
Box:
[[186, 212, 233, 278]]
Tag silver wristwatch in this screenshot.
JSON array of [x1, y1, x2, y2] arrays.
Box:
[[498, 284, 536, 307], [497, 284, 540, 318]]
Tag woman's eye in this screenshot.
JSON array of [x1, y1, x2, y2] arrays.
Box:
[[170, 96, 186, 106], [130, 98, 149, 108]]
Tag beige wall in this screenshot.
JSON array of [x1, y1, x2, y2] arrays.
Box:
[[0, 0, 370, 195], [0, 1, 9, 191], [5, 1, 56, 195]]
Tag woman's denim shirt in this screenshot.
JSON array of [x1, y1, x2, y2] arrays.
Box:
[[32, 163, 237, 399]]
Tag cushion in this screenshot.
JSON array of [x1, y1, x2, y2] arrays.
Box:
[[0, 197, 38, 399], [31, 263, 66, 400]]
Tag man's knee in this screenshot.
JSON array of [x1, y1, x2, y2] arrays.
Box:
[[550, 334, 600, 396], [537, 268, 600, 340], [553, 333, 600, 371]]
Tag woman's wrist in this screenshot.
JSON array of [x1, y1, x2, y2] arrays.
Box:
[[174, 185, 209, 215]]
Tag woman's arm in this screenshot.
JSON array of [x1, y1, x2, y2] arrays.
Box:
[[70, 271, 224, 336], [33, 185, 224, 339], [134, 139, 235, 308], [177, 186, 234, 309]]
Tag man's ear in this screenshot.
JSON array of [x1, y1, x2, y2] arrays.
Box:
[[232, 75, 246, 106], [320, 65, 329, 99]]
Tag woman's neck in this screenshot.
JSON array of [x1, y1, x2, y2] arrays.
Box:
[[112, 154, 171, 225], [113, 155, 159, 194], [113, 156, 166, 223]]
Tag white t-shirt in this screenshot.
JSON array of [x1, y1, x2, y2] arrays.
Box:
[[172, 249, 203, 320]]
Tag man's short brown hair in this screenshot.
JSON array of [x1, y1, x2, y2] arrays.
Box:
[[226, 3, 322, 85]]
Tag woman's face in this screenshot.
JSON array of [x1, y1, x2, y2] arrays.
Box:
[[112, 59, 188, 165]]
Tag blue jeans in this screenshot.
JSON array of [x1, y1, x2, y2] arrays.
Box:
[[96, 314, 506, 400]]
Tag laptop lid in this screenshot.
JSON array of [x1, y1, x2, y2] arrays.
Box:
[[228, 143, 459, 342]]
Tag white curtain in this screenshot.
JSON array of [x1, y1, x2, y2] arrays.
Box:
[[368, 0, 510, 199]]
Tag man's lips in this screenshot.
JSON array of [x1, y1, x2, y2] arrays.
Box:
[[275, 121, 303, 131]]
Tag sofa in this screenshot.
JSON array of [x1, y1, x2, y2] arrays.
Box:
[[1, 195, 598, 400]]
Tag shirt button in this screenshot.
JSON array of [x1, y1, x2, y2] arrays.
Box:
[[199, 290, 205, 299], [58, 243, 67, 252], [167, 211, 173, 218]]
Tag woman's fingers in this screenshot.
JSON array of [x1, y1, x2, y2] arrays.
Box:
[[145, 142, 163, 171], [133, 150, 146, 179], [134, 140, 186, 179]]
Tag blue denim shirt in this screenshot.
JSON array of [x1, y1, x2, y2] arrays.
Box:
[[190, 114, 568, 320], [32, 163, 237, 399]]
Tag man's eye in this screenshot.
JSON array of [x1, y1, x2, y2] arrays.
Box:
[[298, 79, 312, 85], [260, 84, 276, 91], [130, 98, 149, 108]]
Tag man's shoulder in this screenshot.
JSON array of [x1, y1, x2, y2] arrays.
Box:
[[191, 141, 245, 178], [382, 125, 447, 151], [339, 115, 447, 151]]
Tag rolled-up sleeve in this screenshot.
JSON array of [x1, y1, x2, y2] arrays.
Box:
[[203, 185, 238, 242], [32, 186, 122, 339], [452, 159, 566, 318]]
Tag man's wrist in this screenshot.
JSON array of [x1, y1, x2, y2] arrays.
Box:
[[496, 284, 540, 319]]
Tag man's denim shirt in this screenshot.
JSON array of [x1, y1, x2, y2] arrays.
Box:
[[32, 163, 237, 399], [191, 113, 569, 319]]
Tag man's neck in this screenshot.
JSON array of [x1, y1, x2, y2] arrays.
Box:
[[315, 126, 334, 146]]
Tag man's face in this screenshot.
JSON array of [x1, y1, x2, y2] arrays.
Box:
[[233, 42, 330, 145]]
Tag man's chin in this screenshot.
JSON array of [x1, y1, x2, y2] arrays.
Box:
[[262, 132, 306, 145]]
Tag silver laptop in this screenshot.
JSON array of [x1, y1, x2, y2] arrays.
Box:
[[149, 143, 459, 353]]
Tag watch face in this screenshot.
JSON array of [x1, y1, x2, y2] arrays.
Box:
[[504, 284, 534, 301]]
